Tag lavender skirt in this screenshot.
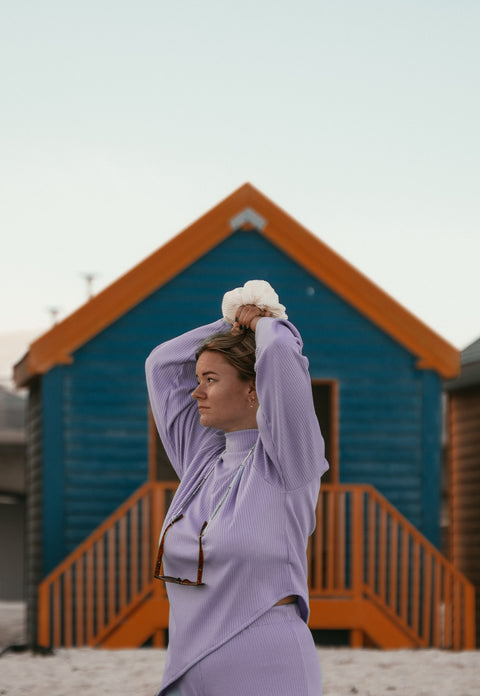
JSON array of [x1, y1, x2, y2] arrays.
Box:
[[164, 603, 322, 696]]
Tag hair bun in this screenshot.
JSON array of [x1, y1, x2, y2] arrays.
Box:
[[222, 280, 288, 324]]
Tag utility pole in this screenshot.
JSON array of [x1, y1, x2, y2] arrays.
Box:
[[81, 272, 98, 300], [47, 306, 61, 326]]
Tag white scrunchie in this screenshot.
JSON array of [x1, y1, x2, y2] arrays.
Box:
[[221, 280, 288, 324]]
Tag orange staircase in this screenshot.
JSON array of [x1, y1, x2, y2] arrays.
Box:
[[37, 483, 475, 650]]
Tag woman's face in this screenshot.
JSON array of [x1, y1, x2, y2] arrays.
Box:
[[192, 351, 257, 432]]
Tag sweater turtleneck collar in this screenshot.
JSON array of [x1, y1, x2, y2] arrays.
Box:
[[224, 428, 258, 454]]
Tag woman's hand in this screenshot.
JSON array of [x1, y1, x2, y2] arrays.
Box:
[[231, 305, 272, 334]]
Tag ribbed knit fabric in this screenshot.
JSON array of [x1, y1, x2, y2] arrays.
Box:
[[167, 604, 322, 696], [145, 317, 329, 695]]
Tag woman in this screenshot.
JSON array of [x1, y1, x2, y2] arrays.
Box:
[[146, 281, 329, 696]]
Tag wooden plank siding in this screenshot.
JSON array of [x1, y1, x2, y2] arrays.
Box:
[[24, 378, 43, 646], [448, 387, 480, 644], [39, 228, 443, 582]]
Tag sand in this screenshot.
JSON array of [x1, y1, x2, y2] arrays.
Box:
[[1, 602, 478, 696]]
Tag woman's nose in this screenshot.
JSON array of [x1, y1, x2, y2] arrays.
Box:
[[191, 384, 203, 400]]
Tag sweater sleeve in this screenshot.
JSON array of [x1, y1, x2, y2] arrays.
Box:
[[145, 319, 229, 479], [254, 317, 329, 489]]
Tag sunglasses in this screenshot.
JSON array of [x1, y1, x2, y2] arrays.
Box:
[[154, 443, 256, 586], [155, 516, 208, 586]]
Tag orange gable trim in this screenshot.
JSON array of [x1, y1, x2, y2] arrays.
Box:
[[14, 183, 459, 386]]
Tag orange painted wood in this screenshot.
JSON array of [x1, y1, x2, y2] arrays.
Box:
[[53, 578, 61, 646], [313, 494, 323, 592], [64, 567, 73, 647], [351, 488, 364, 598], [86, 547, 94, 643], [400, 528, 409, 623], [119, 516, 127, 610], [422, 554, 432, 645], [37, 582, 50, 647], [15, 184, 460, 387], [96, 538, 105, 636], [379, 507, 387, 602], [107, 527, 115, 624], [142, 493, 150, 587], [411, 541, 420, 635], [100, 597, 170, 649], [37, 481, 476, 650], [151, 484, 166, 564], [389, 518, 398, 613], [92, 584, 154, 647], [444, 571, 452, 648], [75, 558, 84, 645], [453, 580, 462, 649], [368, 497, 376, 590], [350, 629, 364, 648], [326, 493, 335, 591], [464, 582, 476, 648], [38, 482, 153, 587], [148, 408, 156, 482], [309, 598, 416, 649], [433, 562, 441, 645], [336, 492, 346, 590], [153, 629, 166, 648], [130, 504, 139, 600]]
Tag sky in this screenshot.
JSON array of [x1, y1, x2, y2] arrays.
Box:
[[1, 1, 479, 388]]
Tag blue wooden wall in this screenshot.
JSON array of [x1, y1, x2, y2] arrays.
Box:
[[41, 229, 442, 573]]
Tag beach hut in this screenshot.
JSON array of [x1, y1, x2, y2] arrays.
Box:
[[14, 183, 475, 650], [445, 337, 480, 645]]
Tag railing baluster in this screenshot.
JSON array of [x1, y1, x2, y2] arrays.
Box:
[[314, 492, 324, 591], [422, 551, 432, 645], [367, 496, 376, 592], [400, 527, 409, 624], [453, 574, 462, 650], [36, 482, 475, 650], [96, 538, 105, 635], [131, 502, 139, 600], [379, 506, 387, 602], [64, 567, 72, 647], [75, 557, 84, 645], [107, 526, 116, 624], [337, 492, 346, 590], [86, 546, 94, 643], [53, 578, 61, 646], [389, 517, 398, 613], [412, 540, 420, 635], [326, 490, 335, 591], [351, 488, 364, 599], [444, 570, 452, 648], [119, 514, 127, 611], [433, 560, 441, 645], [142, 491, 151, 588]]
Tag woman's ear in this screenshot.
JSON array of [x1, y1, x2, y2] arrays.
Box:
[[247, 383, 257, 408]]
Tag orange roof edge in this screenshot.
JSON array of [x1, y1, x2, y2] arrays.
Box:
[[14, 182, 460, 386]]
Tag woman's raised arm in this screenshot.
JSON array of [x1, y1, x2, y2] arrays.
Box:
[[145, 319, 228, 478]]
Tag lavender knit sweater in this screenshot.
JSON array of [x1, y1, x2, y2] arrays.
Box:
[[145, 317, 328, 694]]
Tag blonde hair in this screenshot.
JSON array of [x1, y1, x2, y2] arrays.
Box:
[[196, 330, 256, 382]]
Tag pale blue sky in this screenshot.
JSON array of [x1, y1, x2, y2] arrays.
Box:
[[1, 1, 479, 383]]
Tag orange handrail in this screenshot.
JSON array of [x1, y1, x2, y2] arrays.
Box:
[[38, 482, 476, 649], [37, 481, 171, 648], [307, 484, 476, 648]]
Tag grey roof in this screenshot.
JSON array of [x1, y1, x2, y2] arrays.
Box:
[[445, 335, 480, 390], [462, 336, 480, 366]]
